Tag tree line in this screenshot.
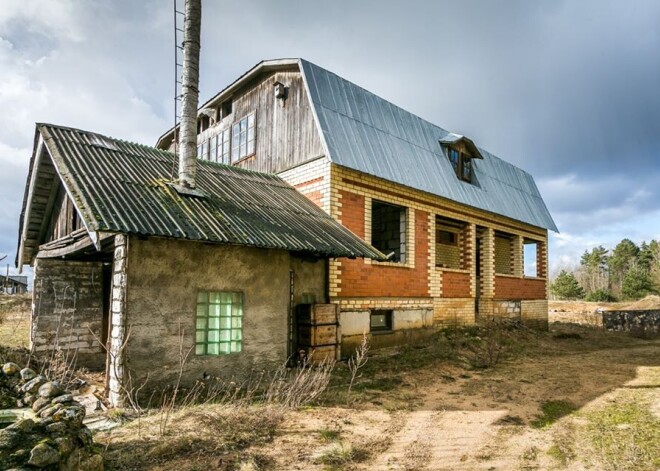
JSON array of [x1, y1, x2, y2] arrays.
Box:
[[550, 239, 660, 301]]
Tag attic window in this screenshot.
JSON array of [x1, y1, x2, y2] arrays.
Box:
[[448, 148, 473, 183], [221, 99, 233, 119]]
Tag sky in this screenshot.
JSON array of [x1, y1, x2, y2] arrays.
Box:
[[1, 0, 659, 279]]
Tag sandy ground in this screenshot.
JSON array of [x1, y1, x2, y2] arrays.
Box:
[[252, 327, 659, 471]]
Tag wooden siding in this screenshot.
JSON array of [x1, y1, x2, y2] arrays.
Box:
[[45, 184, 83, 243], [196, 71, 324, 174]]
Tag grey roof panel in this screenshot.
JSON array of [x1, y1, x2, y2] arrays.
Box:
[[300, 59, 558, 232], [35, 124, 386, 260]]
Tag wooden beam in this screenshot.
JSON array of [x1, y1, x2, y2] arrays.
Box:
[[36, 231, 114, 259]]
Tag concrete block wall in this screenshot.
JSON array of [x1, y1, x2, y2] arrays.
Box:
[[31, 258, 105, 369]]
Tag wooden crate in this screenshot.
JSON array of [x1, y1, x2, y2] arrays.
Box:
[[299, 345, 337, 363], [296, 303, 338, 326], [298, 324, 337, 347]]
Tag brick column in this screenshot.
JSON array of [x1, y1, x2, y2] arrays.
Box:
[[537, 239, 548, 279], [462, 223, 477, 297], [480, 228, 495, 298], [108, 234, 128, 407], [478, 228, 495, 320], [512, 235, 524, 277]]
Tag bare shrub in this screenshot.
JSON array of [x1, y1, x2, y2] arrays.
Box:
[[346, 332, 369, 403], [265, 355, 336, 408]]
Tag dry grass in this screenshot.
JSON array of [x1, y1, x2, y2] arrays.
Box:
[[98, 404, 284, 470], [0, 293, 30, 348]]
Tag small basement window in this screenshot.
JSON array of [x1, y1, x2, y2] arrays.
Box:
[[370, 310, 393, 332], [371, 200, 407, 263], [196, 291, 243, 355], [231, 113, 256, 162]]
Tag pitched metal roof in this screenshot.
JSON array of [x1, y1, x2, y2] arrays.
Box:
[[27, 124, 385, 261], [300, 59, 558, 232]]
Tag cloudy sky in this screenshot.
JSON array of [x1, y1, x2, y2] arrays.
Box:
[[1, 0, 659, 277]]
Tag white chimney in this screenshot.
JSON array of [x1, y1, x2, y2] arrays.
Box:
[[178, 0, 202, 188]]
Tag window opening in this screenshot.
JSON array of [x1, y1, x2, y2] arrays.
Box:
[[196, 291, 243, 355], [371, 200, 406, 263], [370, 310, 393, 332], [524, 240, 539, 277]]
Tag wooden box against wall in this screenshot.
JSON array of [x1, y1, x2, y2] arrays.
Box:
[[298, 324, 338, 347], [296, 304, 338, 326]]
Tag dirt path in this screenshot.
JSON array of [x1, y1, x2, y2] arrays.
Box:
[[367, 410, 508, 470]]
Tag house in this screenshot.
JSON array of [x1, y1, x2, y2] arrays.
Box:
[[156, 59, 558, 353], [0, 275, 28, 294], [16, 123, 383, 405]]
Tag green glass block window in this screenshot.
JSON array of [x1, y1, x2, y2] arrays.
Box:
[[196, 291, 243, 355]]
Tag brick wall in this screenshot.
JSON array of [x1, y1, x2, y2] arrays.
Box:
[[32, 258, 105, 370], [433, 298, 475, 326], [279, 157, 331, 214], [441, 271, 471, 298], [521, 300, 549, 329], [494, 276, 546, 300], [337, 189, 430, 297], [494, 236, 512, 274]]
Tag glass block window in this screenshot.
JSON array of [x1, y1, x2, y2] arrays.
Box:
[[196, 291, 243, 355], [231, 113, 256, 162]]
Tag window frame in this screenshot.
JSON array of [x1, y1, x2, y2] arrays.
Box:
[[195, 291, 244, 356], [446, 147, 473, 183], [370, 309, 393, 333], [231, 112, 256, 163], [370, 199, 407, 264]]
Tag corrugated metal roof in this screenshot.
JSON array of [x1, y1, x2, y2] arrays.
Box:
[[37, 124, 386, 260], [300, 59, 558, 232]]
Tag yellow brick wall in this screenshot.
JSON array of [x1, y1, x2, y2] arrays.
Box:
[[433, 298, 476, 326], [494, 236, 512, 274], [436, 240, 461, 268]]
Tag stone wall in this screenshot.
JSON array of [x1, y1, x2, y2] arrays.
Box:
[[602, 310, 660, 338], [31, 258, 105, 370]]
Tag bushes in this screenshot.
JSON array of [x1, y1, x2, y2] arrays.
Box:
[[584, 288, 617, 302]]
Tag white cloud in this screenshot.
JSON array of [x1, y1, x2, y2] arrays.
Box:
[[0, 0, 84, 42]]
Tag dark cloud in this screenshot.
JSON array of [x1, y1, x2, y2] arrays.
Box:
[[1, 0, 659, 273]]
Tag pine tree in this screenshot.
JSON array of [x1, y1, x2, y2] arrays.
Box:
[[550, 270, 585, 300]]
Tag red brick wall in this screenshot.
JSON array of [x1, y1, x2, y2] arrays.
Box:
[[338, 190, 429, 297], [294, 179, 323, 208], [442, 271, 471, 298], [494, 276, 546, 300]]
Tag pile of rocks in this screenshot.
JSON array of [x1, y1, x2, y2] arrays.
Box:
[[0, 362, 103, 470]]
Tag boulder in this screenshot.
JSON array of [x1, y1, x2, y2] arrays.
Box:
[[38, 381, 64, 398], [52, 394, 74, 404], [2, 362, 20, 376], [28, 443, 59, 467], [19, 368, 37, 381], [22, 375, 47, 394], [31, 397, 51, 413]]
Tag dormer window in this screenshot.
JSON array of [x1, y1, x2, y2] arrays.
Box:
[[439, 133, 483, 184], [447, 148, 473, 182]]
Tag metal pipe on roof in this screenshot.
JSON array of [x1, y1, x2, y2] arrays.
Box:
[[178, 0, 202, 188]]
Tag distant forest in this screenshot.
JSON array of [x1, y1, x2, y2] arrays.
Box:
[[550, 239, 660, 301]]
